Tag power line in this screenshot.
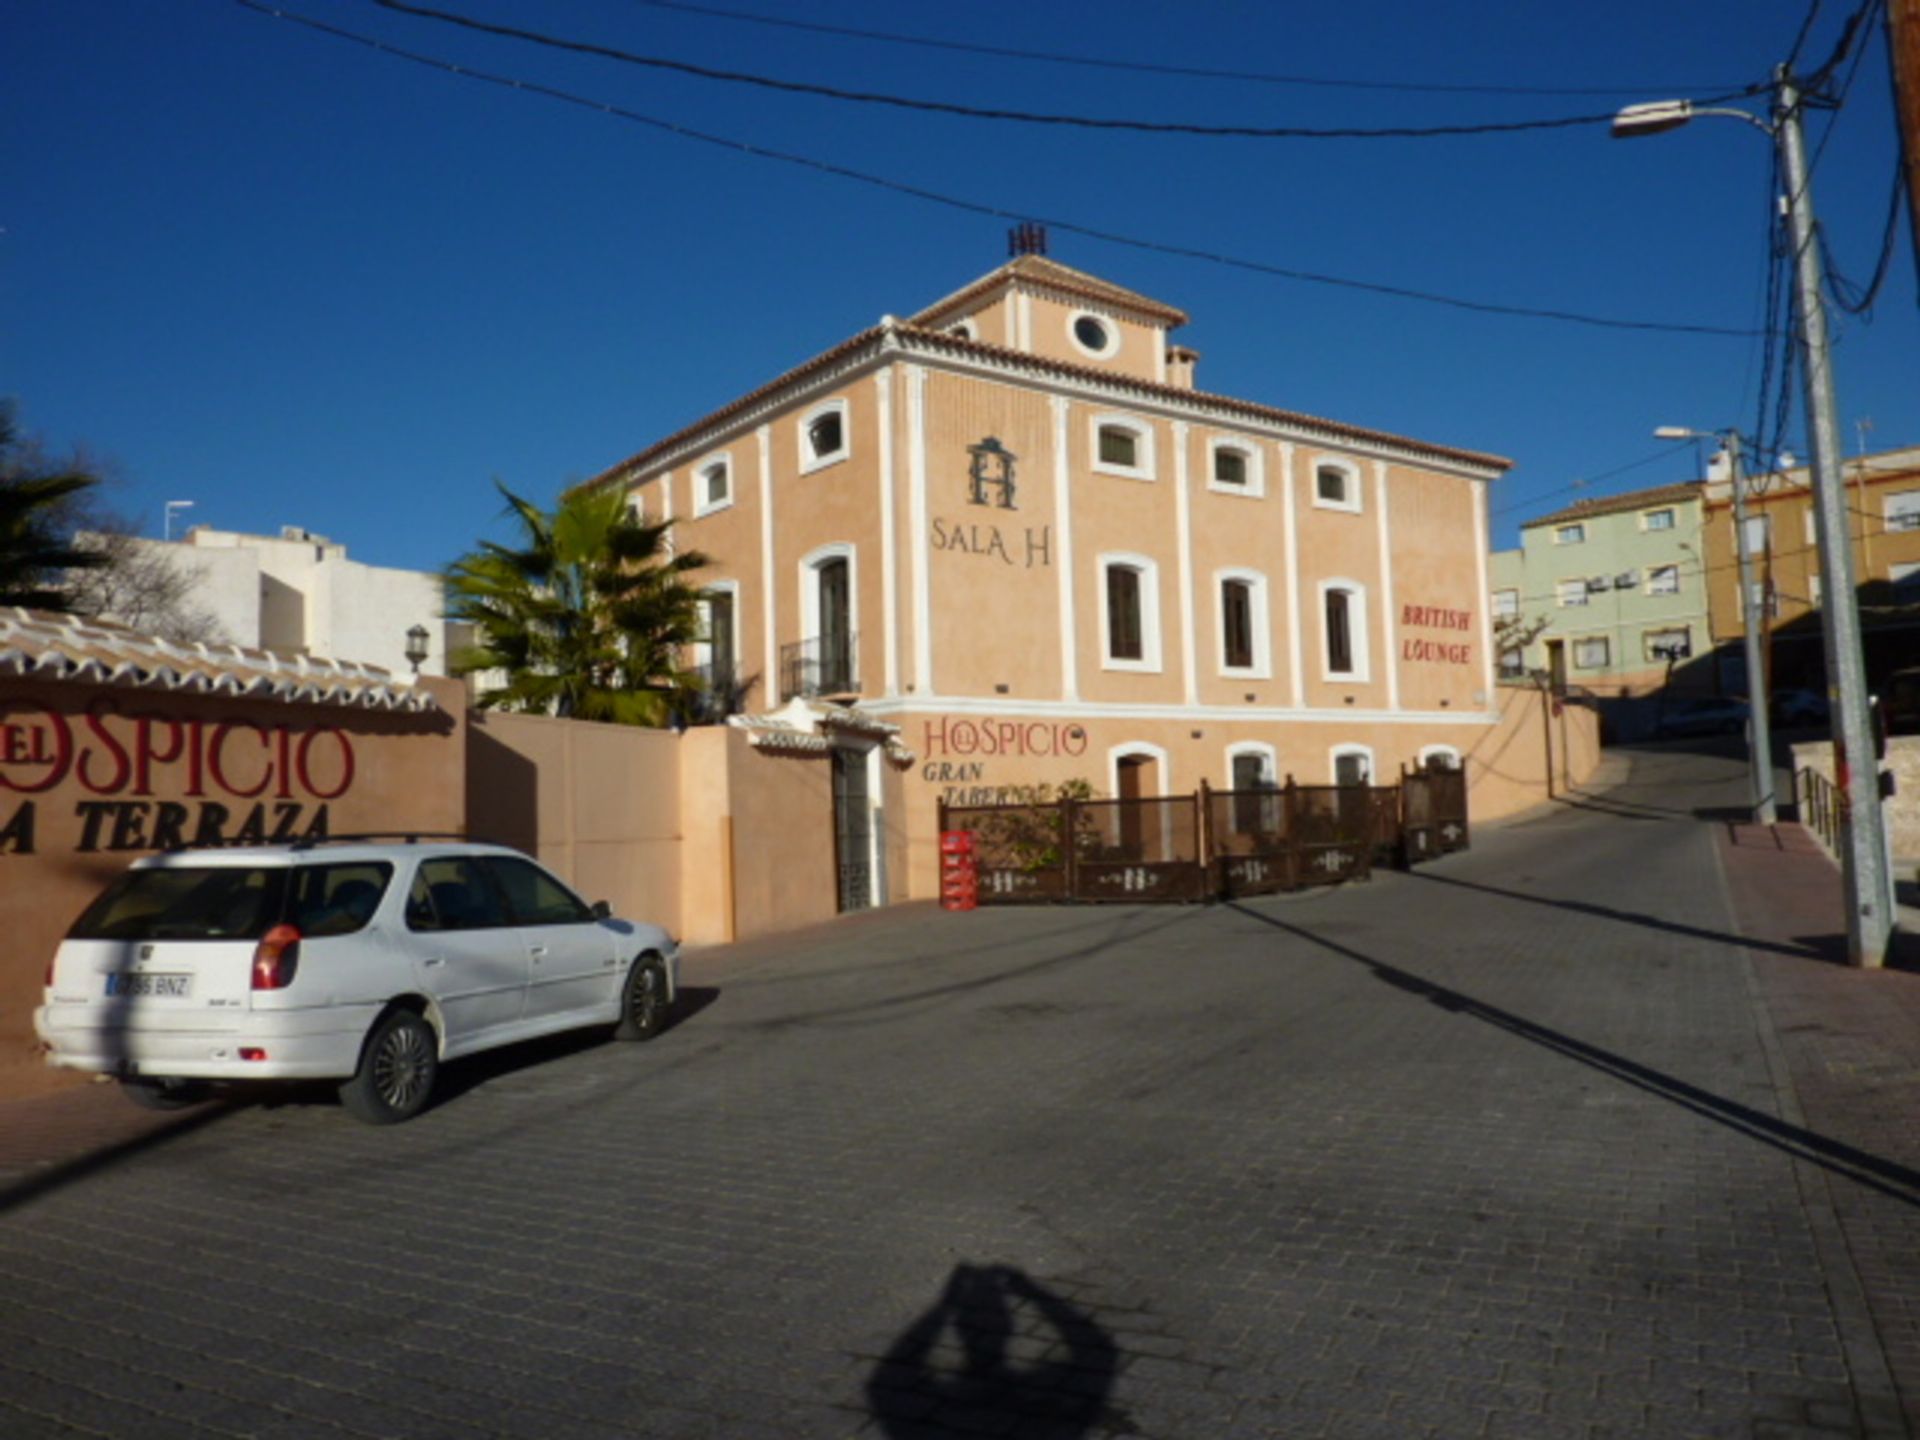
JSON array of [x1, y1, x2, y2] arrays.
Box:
[[1489, 446, 1698, 519], [235, 1, 1769, 339], [367, 0, 1767, 142], [616, 0, 1747, 100], [1787, 0, 1828, 67]]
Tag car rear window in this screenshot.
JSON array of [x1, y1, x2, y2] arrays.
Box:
[[68, 862, 395, 941], [69, 867, 289, 941]]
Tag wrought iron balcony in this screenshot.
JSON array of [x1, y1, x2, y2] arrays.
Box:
[[780, 633, 858, 702], [683, 661, 749, 724]]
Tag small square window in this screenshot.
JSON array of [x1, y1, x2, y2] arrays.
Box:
[[808, 413, 843, 460], [1555, 524, 1585, 545], [1492, 589, 1519, 618], [1214, 449, 1247, 487], [1317, 468, 1348, 504], [1573, 637, 1610, 670], [696, 459, 733, 515], [1556, 579, 1589, 607], [1643, 508, 1675, 531], [1646, 565, 1680, 596], [1098, 426, 1137, 468], [1643, 627, 1691, 662]]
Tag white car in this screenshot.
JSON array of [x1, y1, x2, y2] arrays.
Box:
[[34, 837, 679, 1124]]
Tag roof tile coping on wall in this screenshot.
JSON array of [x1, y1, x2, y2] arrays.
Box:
[[578, 320, 1512, 497], [0, 607, 439, 712], [1524, 481, 1706, 530]]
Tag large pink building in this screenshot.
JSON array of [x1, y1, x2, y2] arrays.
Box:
[[586, 256, 1542, 905]]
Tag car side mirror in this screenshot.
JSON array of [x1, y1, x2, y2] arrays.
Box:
[[591, 900, 612, 920]]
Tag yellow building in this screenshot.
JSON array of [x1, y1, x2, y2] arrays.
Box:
[[1700, 444, 1920, 693], [584, 255, 1560, 901]]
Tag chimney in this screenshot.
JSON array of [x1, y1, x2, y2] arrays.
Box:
[[1166, 345, 1200, 390], [1007, 222, 1048, 258]]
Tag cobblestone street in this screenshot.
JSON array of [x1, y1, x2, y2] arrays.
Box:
[[2, 744, 1917, 1439]]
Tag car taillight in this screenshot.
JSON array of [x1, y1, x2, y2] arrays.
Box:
[[252, 924, 302, 991]]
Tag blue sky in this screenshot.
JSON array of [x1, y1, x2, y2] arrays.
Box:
[[6, 1, 1915, 573]]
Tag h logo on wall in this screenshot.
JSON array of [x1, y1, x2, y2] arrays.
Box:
[[967, 437, 1017, 510]]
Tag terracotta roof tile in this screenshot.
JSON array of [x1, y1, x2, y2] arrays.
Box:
[[1523, 481, 1704, 529]]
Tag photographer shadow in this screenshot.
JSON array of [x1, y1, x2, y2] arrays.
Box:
[[866, 1263, 1127, 1439]]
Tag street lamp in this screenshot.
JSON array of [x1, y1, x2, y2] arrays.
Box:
[[1616, 69, 1894, 966], [404, 624, 430, 676], [1655, 426, 1776, 823], [163, 500, 195, 543]]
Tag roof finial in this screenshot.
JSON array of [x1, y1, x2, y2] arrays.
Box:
[[1007, 222, 1048, 258]]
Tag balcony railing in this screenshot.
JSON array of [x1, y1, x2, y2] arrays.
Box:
[[682, 661, 749, 724], [780, 633, 858, 701]]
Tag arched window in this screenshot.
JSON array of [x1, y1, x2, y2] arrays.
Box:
[[1313, 457, 1362, 513], [695, 455, 733, 516], [1090, 415, 1154, 480], [1208, 439, 1263, 497], [799, 400, 850, 473], [1331, 744, 1374, 786]]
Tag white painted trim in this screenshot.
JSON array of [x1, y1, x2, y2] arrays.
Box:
[[1373, 461, 1400, 712], [1310, 455, 1363, 514], [1067, 308, 1121, 361], [1016, 291, 1033, 351], [1001, 302, 1016, 348], [1329, 742, 1376, 785], [660, 470, 674, 533], [1224, 740, 1279, 787], [1097, 552, 1163, 673], [907, 365, 933, 695], [1318, 577, 1370, 684], [798, 543, 858, 672], [693, 452, 736, 517], [1213, 568, 1273, 680], [1417, 743, 1462, 772], [1473, 483, 1495, 703], [1089, 412, 1156, 481], [1107, 740, 1172, 797], [797, 397, 851, 476], [756, 427, 776, 694], [875, 369, 899, 697], [1155, 341, 1167, 386], [1205, 436, 1265, 498], [947, 319, 977, 342], [1051, 396, 1079, 703], [1280, 442, 1304, 708], [857, 692, 1499, 726], [1172, 421, 1197, 706]]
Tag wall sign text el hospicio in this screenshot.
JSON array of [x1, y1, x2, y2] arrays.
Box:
[[0, 697, 355, 856]]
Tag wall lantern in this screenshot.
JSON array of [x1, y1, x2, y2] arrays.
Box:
[[405, 624, 431, 675]]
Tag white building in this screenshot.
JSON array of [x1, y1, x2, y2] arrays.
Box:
[[110, 526, 455, 679]]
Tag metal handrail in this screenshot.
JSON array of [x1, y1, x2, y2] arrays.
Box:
[[779, 632, 858, 701]]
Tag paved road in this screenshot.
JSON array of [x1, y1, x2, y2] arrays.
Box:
[[2, 746, 1916, 1439]]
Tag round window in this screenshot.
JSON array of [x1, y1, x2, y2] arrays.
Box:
[[1073, 315, 1113, 354]]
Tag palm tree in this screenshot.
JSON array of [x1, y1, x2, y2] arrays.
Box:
[[445, 483, 711, 725], [0, 406, 108, 610]]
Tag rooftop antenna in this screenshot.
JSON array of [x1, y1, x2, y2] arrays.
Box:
[[1007, 222, 1048, 257]]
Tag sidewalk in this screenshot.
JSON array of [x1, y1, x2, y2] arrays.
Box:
[[1717, 818, 1920, 1436]]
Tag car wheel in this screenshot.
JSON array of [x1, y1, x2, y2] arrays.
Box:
[[614, 954, 668, 1042], [119, 1078, 210, 1111], [339, 1009, 439, 1125]]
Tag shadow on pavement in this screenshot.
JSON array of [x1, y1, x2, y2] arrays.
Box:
[[1405, 870, 1833, 965], [1225, 901, 1920, 1211], [0, 1099, 233, 1217], [866, 1264, 1130, 1439]]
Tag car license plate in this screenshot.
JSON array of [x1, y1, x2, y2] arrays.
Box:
[[106, 973, 191, 999]]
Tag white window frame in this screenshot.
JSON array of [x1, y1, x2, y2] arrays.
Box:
[[1068, 308, 1121, 360], [1641, 508, 1676, 532], [693, 453, 735, 517], [697, 579, 742, 672], [1642, 625, 1691, 662], [1491, 588, 1519, 618], [1311, 456, 1363, 514], [1645, 564, 1681, 596], [1317, 577, 1370, 683], [1090, 414, 1155, 481], [1330, 743, 1375, 786], [1213, 568, 1272, 679], [1206, 437, 1265, 498], [1224, 741, 1279, 789], [1556, 578, 1590, 608], [1107, 741, 1170, 797], [797, 542, 858, 652], [1554, 523, 1586, 545], [1572, 635, 1611, 670], [948, 319, 978, 341], [798, 398, 851, 476], [1417, 744, 1462, 772], [1097, 552, 1162, 673]]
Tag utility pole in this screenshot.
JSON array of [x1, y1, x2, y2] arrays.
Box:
[[1778, 65, 1896, 965], [1726, 435, 1779, 823], [1889, 0, 1920, 297]]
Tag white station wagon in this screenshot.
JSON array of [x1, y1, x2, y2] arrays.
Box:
[[35, 837, 679, 1123]]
